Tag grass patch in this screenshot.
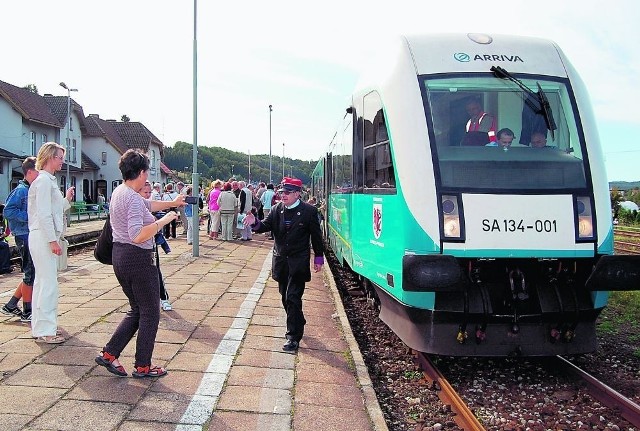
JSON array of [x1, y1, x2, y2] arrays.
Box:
[[597, 291, 640, 338]]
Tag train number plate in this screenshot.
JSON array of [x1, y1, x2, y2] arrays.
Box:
[[482, 219, 558, 233]]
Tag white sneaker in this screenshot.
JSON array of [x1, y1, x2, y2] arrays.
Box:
[[161, 300, 172, 311]]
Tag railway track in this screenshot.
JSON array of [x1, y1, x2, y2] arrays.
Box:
[[8, 236, 99, 266], [556, 356, 640, 428], [413, 352, 485, 431], [412, 352, 640, 430]]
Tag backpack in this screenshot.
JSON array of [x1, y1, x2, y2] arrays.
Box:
[[94, 216, 113, 265]]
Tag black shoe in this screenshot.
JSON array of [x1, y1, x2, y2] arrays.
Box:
[[1, 304, 22, 318], [282, 339, 299, 353], [20, 311, 31, 323]]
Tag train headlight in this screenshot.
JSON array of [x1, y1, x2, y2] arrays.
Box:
[[441, 194, 465, 241], [575, 196, 595, 240], [578, 217, 593, 237], [444, 215, 461, 237]]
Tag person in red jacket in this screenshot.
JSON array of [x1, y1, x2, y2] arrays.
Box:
[[464, 97, 496, 145]]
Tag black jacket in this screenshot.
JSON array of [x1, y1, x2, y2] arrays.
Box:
[[254, 201, 324, 282]]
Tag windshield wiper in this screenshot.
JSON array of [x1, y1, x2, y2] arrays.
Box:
[[490, 66, 557, 140]]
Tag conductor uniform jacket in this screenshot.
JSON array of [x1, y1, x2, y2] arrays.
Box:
[[254, 201, 324, 283]]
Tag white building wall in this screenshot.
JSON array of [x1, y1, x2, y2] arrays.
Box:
[[83, 136, 123, 201]]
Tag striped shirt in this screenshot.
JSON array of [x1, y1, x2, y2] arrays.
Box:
[[110, 183, 155, 249]]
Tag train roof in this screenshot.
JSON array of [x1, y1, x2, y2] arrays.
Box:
[[403, 33, 569, 77]]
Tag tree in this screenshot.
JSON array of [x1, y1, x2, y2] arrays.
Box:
[[23, 84, 39, 94], [610, 188, 624, 219]]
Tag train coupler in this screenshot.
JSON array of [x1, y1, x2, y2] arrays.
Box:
[[509, 269, 529, 301]]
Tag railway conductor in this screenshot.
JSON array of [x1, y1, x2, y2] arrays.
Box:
[[244, 177, 324, 353]]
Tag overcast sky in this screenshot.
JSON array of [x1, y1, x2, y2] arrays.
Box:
[[2, 0, 639, 180]]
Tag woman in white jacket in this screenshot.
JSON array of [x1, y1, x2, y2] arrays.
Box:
[[28, 142, 74, 344]]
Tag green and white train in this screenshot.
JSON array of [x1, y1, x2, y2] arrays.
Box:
[[311, 33, 640, 356]]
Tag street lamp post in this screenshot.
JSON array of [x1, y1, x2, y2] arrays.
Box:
[[248, 149, 251, 184], [269, 105, 273, 184], [59, 82, 77, 227], [192, 0, 200, 256], [231, 164, 234, 177], [282, 142, 285, 179]]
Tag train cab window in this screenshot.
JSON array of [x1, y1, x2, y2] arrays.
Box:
[[421, 75, 588, 191], [363, 91, 396, 193]]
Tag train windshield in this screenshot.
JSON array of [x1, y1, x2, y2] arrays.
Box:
[[422, 75, 588, 191]]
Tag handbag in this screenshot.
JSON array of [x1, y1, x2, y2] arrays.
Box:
[[237, 213, 246, 230], [94, 215, 113, 265]]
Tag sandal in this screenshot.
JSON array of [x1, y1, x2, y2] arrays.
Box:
[[95, 351, 127, 377], [34, 335, 66, 344], [132, 365, 168, 378]]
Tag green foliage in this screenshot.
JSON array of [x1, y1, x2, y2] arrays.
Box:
[[606, 291, 640, 329], [610, 188, 623, 219], [163, 141, 316, 186], [626, 188, 640, 206], [402, 370, 423, 380], [23, 84, 38, 94], [618, 208, 640, 226]]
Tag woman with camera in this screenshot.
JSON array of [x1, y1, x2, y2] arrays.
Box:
[[95, 150, 183, 378]]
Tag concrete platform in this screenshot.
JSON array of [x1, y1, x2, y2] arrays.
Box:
[[0, 222, 388, 431]]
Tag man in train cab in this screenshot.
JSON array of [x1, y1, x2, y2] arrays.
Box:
[[486, 128, 515, 148], [463, 97, 496, 145], [530, 132, 549, 148], [243, 177, 325, 353]]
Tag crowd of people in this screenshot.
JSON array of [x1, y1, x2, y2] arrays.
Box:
[[1, 146, 325, 378]]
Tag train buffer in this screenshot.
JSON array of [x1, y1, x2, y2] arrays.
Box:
[[0, 220, 387, 431]]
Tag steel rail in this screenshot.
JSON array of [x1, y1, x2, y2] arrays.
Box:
[[556, 356, 640, 428], [413, 351, 485, 431]]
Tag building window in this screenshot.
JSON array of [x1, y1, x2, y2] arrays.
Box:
[[41, 134, 47, 153], [70, 116, 73, 131], [30, 131, 36, 155], [60, 175, 66, 193], [101, 152, 107, 165], [72, 139, 77, 163]]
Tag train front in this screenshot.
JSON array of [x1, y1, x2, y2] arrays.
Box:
[[393, 34, 639, 356]]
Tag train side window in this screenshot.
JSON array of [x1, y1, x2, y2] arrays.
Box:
[[363, 91, 396, 194]]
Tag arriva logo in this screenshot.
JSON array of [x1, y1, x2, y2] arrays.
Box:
[[455, 52, 524, 63]]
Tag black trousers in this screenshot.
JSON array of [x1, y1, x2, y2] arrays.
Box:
[[105, 243, 160, 367], [278, 276, 307, 342], [155, 246, 168, 301], [163, 219, 177, 238]]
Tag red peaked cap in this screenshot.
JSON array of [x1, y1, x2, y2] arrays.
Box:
[[278, 177, 303, 192]]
